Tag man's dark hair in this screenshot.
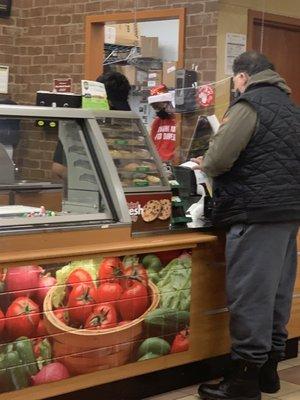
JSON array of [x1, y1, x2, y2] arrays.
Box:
[[233, 51, 275, 76], [96, 71, 130, 102]]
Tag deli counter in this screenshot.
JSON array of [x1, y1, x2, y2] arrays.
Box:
[[0, 106, 298, 400]]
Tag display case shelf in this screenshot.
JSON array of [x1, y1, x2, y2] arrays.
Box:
[[93, 111, 170, 193]]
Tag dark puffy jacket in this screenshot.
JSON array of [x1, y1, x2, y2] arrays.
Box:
[[213, 83, 300, 226]]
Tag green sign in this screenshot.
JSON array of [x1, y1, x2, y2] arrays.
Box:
[[82, 96, 109, 110]]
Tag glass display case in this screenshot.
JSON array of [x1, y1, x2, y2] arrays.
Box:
[[0, 106, 130, 233], [92, 111, 172, 234], [94, 111, 170, 193]]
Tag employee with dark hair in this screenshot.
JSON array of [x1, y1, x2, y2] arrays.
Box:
[[194, 51, 300, 400], [96, 71, 131, 111]]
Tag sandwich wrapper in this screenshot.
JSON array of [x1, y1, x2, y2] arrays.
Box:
[[186, 185, 206, 228]]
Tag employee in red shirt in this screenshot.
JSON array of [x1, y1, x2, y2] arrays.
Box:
[[148, 85, 176, 162]]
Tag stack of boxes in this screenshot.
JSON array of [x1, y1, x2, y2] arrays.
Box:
[[104, 23, 140, 47], [116, 65, 148, 87], [105, 24, 177, 89], [162, 61, 177, 88]]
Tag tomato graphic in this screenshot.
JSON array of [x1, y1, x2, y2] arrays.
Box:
[[67, 283, 98, 325], [67, 268, 94, 288], [0, 307, 5, 335], [119, 282, 148, 320], [85, 304, 117, 330], [6, 296, 40, 339], [35, 319, 48, 337], [53, 308, 69, 325], [124, 264, 148, 288], [97, 282, 123, 304], [98, 257, 124, 284], [170, 329, 189, 353]]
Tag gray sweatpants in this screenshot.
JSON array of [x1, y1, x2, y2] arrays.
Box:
[[226, 222, 299, 365]]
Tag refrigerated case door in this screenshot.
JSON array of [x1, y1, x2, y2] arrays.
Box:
[[93, 111, 170, 193], [0, 106, 131, 233]]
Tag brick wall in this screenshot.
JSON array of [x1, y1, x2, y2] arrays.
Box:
[[0, 0, 219, 178], [0, 6, 22, 101]]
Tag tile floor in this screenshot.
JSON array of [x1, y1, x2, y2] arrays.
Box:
[[144, 344, 300, 400]]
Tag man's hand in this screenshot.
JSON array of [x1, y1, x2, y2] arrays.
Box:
[[190, 156, 204, 170]]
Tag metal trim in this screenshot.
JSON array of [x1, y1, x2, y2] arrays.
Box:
[[0, 106, 141, 121], [204, 307, 228, 316], [91, 110, 142, 120], [0, 105, 94, 118], [0, 213, 113, 227], [0, 221, 131, 236]]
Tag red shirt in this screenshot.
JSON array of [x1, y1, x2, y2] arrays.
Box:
[[150, 116, 176, 161]]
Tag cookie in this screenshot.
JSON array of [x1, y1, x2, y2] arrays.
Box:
[[147, 175, 161, 184], [158, 199, 172, 220], [141, 200, 161, 222]]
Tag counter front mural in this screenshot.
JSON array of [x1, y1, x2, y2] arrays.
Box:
[[0, 250, 191, 394]]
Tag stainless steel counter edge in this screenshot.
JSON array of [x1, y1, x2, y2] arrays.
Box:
[[0, 182, 63, 190], [0, 221, 131, 236], [0, 105, 140, 119]]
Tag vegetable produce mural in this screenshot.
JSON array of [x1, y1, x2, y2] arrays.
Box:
[[0, 250, 191, 394]]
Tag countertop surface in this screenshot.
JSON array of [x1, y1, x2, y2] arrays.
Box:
[[0, 180, 63, 190]]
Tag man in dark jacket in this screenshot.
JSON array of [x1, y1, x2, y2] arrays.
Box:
[[196, 52, 300, 400]]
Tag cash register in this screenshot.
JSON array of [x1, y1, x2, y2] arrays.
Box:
[[172, 115, 218, 227]]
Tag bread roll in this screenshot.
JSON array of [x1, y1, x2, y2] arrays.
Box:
[[123, 163, 139, 172]]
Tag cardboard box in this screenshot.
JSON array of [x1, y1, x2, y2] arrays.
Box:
[[140, 36, 159, 58], [163, 61, 178, 88], [120, 65, 137, 85], [119, 65, 147, 86], [147, 69, 163, 88], [105, 23, 139, 46], [136, 69, 148, 86]]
